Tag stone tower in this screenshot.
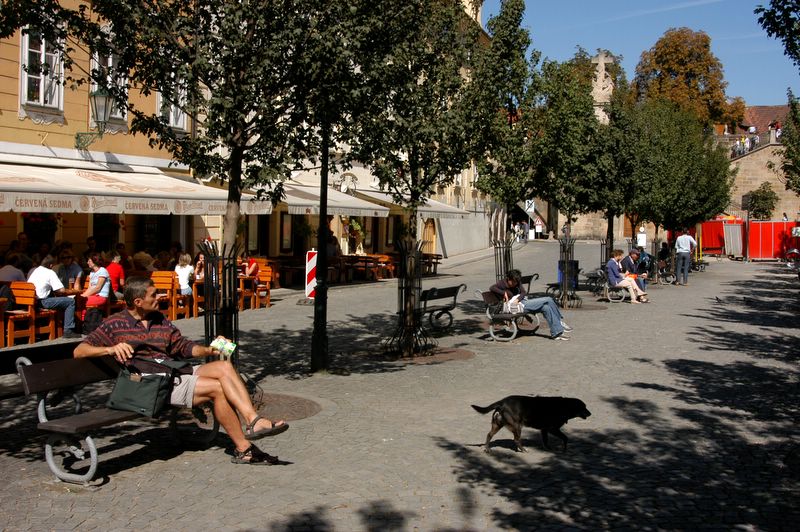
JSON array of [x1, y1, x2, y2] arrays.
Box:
[[591, 51, 614, 124]]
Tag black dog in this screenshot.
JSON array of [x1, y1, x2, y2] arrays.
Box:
[[471, 395, 591, 452]]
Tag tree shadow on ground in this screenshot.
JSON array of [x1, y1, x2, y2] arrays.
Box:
[[266, 499, 416, 532], [436, 392, 800, 529], [237, 308, 487, 381], [680, 269, 800, 362], [433, 282, 800, 530]]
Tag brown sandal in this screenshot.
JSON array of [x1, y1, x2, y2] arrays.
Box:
[[231, 445, 279, 465], [244, 415, 289, 441]]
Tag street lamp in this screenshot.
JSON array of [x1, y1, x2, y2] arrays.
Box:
[[75, 87, 113, 150]]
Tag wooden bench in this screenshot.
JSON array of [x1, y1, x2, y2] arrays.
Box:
[[0, 340, 81, 405], [596, 268, 628, 303], [18, 356, 219, 484], [476, 290, 541, 342], [418, 284, 466, 330]]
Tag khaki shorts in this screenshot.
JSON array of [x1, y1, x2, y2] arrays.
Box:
[[170, 365, 200, 408]]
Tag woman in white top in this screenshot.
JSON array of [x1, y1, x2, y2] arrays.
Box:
[[80, 253, 110, 318], [175, 253, 195, 296]]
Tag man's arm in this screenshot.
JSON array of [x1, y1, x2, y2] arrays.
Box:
[[191, 344, 220, 358], [74, 340, 134, 361]]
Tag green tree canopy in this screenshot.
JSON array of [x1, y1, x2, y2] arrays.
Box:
[[755, 2, 800, 69], [526, 52, 605, 221], [777, 91, 800, 195], [466, 0, 537, 240], [622, 99, 734, 231], [634, 27, 742, 125], [351, 0, 481, 356], [747, 182, 780, 220]]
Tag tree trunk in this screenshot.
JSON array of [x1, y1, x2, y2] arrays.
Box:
[[490, 205, 508, 242], [605, 213, 614, 262], [223, 147, 244, 251]]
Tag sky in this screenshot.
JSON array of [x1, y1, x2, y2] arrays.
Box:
[[481, 0, 799, 106]]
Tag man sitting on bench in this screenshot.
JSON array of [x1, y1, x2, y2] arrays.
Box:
[[490, 269, 573, 341], [74, 276, 288, 465]]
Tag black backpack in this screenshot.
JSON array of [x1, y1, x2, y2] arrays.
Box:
[[83, 308, 104, 335], [0, 283, 17, 310]]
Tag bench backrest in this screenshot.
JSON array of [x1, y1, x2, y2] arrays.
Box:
[[480, 290, 502, 305], [19, 355, 120, 396], [519, 273, 539, 294], [1, 339, 82, 376], [420, 284, 466, 301]]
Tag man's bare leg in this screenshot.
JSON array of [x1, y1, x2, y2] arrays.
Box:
[[195, 360, 285, 434], [192, 376, 251, 453]]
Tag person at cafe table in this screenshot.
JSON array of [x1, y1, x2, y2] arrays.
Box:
[[27, 255, 81, 338]]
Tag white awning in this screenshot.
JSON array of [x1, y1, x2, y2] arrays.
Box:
[[282, 184, 389, 217], [0, 163, 271, 215], [354, 190, 468, 219]]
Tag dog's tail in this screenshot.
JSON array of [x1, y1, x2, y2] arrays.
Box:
[[471, 401, 502, 415]]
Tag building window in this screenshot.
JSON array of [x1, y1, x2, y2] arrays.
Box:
[[21, 29, 63, 110], [92, 51, 127, 122], [157, 86, 186, 130]]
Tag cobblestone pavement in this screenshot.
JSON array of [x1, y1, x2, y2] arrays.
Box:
[[1, 242, 799, 531]]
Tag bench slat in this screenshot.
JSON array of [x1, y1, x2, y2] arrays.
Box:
[[19, 356, 120, 395], [38, 407, 141, 434]]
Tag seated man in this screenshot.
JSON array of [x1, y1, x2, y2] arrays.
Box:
[[74, 276, 288, 465], [620, 248, 647, 291], [490, 269, 572, 341], [27, 255, 80, 338]]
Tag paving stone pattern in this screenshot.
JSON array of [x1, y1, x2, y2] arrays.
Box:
[[1, 242, 799, 530]]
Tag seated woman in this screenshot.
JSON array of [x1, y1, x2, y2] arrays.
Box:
[[489, 269, 573, 341], [80, 253, 111, 317], [193, 252, 205, 282], [240, 250, 259, 277], [607, 249, 648, 303], [174, 253, 195, 296]]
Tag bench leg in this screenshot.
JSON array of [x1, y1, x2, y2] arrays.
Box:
[[168, 403, 220, 446], [45, 434, 99, 484], [489, 319, 518, 342], [428, 310, 453, 330]]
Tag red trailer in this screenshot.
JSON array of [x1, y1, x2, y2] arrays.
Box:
[[747, 221, 800, 260]]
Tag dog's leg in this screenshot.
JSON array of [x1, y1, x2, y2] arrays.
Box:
[[484, 412, 504, 452], [540, 429, 551, 450], [512, 425, 526, 452], [549, 427, 569, 450]]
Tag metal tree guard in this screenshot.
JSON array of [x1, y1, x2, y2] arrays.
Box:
[[557, 237, 582, 308], [385, 238, 434, 357], [492, 233, 515, 281], [599, 238, 610, 268], [198, 240, 241, 368]]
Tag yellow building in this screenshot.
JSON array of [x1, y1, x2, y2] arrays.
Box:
[[0, 1, 230, 261]]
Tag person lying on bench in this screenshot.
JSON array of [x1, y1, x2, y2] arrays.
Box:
[[490, 269, 573, 341], [74, 276, 288, 465]]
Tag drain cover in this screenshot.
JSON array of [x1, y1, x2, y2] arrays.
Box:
[[257, 393, 322, 421]]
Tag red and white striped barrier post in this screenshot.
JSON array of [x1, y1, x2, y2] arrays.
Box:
[[305, 250, 318, 299]]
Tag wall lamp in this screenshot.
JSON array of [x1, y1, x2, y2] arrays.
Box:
[[75, 87, 113, 150]]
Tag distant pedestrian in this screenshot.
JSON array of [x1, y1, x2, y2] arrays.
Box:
[[534, 217, 543, 239], [782, 212, 789, 221], [674, 230, 697, 286]]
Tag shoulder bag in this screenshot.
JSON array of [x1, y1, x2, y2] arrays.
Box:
[[107, 358, 191, 418]]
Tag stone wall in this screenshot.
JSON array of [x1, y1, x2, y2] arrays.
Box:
[[731, 144, 800, 221], [438, 212, 490, 257]]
